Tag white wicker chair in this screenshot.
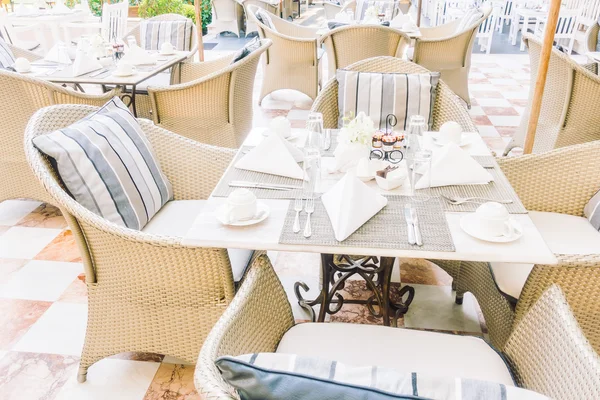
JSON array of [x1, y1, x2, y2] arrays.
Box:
[[211, 0, 245, 37]]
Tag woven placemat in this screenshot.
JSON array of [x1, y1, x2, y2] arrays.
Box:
[[212, 147, 303, 199], [321, 130, 339, 157], [473, 155, 497, 168], [279, 196, 455, 252], [431, 167, 526, 213]]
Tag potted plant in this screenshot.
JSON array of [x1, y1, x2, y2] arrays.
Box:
[[139, 0, 211, 35], [128, 0, 140, 17]]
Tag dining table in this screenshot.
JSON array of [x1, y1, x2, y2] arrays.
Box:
[[183, 127, 556, 326], [21, 51, 191, 117]]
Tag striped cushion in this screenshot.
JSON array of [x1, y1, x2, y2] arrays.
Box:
[[584, 189, 600, 230], [0, 37, 15, 69], [336, 69, 440, 130], [140, 19, 194, 52], [216, 353, 550, 400], [255, 9, 277, 32], [33, 97, 173, 230], [555, 15, 575, 34]]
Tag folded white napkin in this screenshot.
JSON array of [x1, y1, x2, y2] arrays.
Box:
[[390, 12, 411, 28], [120, 44, 156, 66], [51, 3, 72, 14], [235, 132, 304, 180], [322, 171, 388, 241], [72, 50, 102, 76], [331, 142, 370, 173], [416, 143, 494, 189], [44, 42, 72, 65]]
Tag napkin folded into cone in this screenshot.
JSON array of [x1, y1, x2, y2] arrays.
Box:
[[415, 143, 494, 189], [322, 172, 388, 241], [119, 44, 156, 66], [72, 50, 102, 76], [45, 42, 72, 65], [235, 133, 304, 180]]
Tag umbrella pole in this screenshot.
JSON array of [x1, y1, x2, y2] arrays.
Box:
[[523, 0, 561, 154], [417, 0, 422, 26], [195, 0, 205, 61]]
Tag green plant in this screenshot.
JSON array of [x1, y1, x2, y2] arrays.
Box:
[[129, 0, 140, 5], [64, 0, 102, 16], [182, 0, 212, 31], [139, 0, 185, 18]]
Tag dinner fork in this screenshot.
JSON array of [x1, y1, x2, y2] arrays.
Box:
[[441, 195, 513, 205], [293, 197, 303, 233], [303, 197, 315, 238]]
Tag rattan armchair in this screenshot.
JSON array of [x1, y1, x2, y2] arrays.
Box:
[[322, 1, 342, 19], [0, 55, 118, 205], [210, 0, 245, 37], [584, 21, 599, 53], [242, 0, 279, 36], [146, 39, 271, 148], [247, 4, 321, 103], [195, 255, 600, 399], [434, 140, 600, 352], [24, 104, 258, 383], [507, 34, 600, 155], [319, 25, 410, 77], [412, 6, 492, 107]]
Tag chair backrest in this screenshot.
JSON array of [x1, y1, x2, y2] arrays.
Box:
[[0, 9, 18, 44], [477, 5, 498, 36], [323, 1, 343, 19], [101, 1, 129, 42], [212, 0, 239, 22], [243, 0, 278, 35], [577, 0, 600, 29], [125, 14, 198, 58], [320, 25, 410, 74], [504, 285, 600, 399], [552, 8, 579, 37]]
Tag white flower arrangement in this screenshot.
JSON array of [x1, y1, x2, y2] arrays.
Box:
[[364, 5, 379, 20], [338, 112, 377, 146]]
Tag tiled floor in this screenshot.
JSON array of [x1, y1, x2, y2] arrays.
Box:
[[0, 16, 534, 400]]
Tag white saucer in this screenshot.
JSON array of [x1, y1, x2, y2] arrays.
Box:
[[460, 214, 523, 243], [215, 202, 270, 226], [431, 133, 472, 147], [159, 50, 176, 56], [112, 70, 136, 77]]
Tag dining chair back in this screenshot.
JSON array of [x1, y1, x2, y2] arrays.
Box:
[[100, 0, 129, 42], [577, 0, 600, 31], [323, 1, 343, 19], [242, 0, 279, 36], [476, 5, 499, 54], [319, 25, 410, 77], [211, 0, 244, 37]]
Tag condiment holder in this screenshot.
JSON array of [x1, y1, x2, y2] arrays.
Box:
[[370, 114, 404, 164]]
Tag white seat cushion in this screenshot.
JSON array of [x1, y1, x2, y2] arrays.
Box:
[[277, 322, 515, 386], [142, 200, 253, 282], [491, 211, 600, 301]]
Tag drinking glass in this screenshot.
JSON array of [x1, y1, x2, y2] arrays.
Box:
[[126, 35, 137, 49], [306, 111, 330, 151], [404, 115, 426, 169], [303, 147, 321, 198], [408, 149, 432, 202]]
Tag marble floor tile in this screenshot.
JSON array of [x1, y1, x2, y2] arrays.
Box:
[[144, 363, 199, 400], [16, 204, 68, 229], [34, 230, 83, 263], [470, 115, 493, 126], [0, 200, 42, 226], [474, 97, 512, 107], [476, 125, 500, 138], [400, 259, 452, 286], [13, 302, 87, 356], [467, 106, 486, 116], [0, 260, 83, 302], [273, 251, 321, 278], [0, 227, 62, 259], [403, 285, 481, 333], [55, 359, 160, 400], [481, 106, 520, 116], [57, 274, 87, 304], [0, 258, 28, 284], [0, 299, 52, 350], [487, 115, 522, 127], [162, 356, 194, 366], [0, 351, 79, 400], [110, 352, 165, 363]]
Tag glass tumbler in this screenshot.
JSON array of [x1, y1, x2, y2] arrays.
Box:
[[126, 35, 137, 49], [303, 147, 321, 198], [405, 115, 427, 169], [409, 149, 432, 202], [306, 112, 330, 151]]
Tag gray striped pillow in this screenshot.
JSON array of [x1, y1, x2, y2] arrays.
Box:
[[337, 70, 440, 131], [217, 353, 549, 400], [0, 37, 15, 69], [584, 189, 600, 231], [140, 19, 194, 52], [33, 97, 173, 230]]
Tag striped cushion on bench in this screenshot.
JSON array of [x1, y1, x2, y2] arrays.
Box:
[[140, 19, 194, 52], [0, 37, 15, 69]]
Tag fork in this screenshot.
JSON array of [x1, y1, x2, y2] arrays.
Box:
[[441, 195, 513, 205], [303, 197, 315, 238], [293, 197, 303, 233]]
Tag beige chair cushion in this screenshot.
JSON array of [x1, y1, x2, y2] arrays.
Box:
[[142, 200, 253, 282], [491, 211, 600, 301], [276, 322, 515, 386]]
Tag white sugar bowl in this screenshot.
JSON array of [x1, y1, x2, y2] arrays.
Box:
[[269, 116, 292, 139]]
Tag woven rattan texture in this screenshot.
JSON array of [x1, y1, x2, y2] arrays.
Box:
[[280, 196, 455, 251], [432, 167, 527, 213]]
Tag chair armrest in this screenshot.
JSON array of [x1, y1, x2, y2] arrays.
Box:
[[51, 87, 121, 106], [8, 44, 42, 62], [195, 254, 295, 399], [496, 140, 600, 216], [179, 55, 236, 83], [584, 23, 599, 54], [413, 28, 475, 68], [504, 285, 600, 398], [138, 120, 236, 200], [419, 19, 463, 38], [311, 78, 339, 129], [271, 17, 319, 38]]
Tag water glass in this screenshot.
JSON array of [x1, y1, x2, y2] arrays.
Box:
[[126, 35, 137, 49], [405, 115, 427, 167], [303, 147, 321, 198], [306, 112, 330, 151], [409, 150, 432, 202]]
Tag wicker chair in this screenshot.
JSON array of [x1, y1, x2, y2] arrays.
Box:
[[195, 255, 600, 399], [247, 4, 321, 103], [242, 0, 279, 36], [507, 34, 600, 155], [122, 14, 199, 118], [146, 39, 271, 148], [210, 0, 245, 38], [584, 21, 599, 53], [0, 45, 118, 205], [412, 5, 492, 107], [319, 25, 410, 78], [24, 104, 261, 383], [322, 1, 343, 19], [433, 140, 600, 352]]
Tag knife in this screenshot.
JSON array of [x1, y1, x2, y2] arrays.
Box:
[[88, 68, 109, 78], [229, 181, 302, 191], [404, 204, 416, 245], [411, 206, 423, 246]]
